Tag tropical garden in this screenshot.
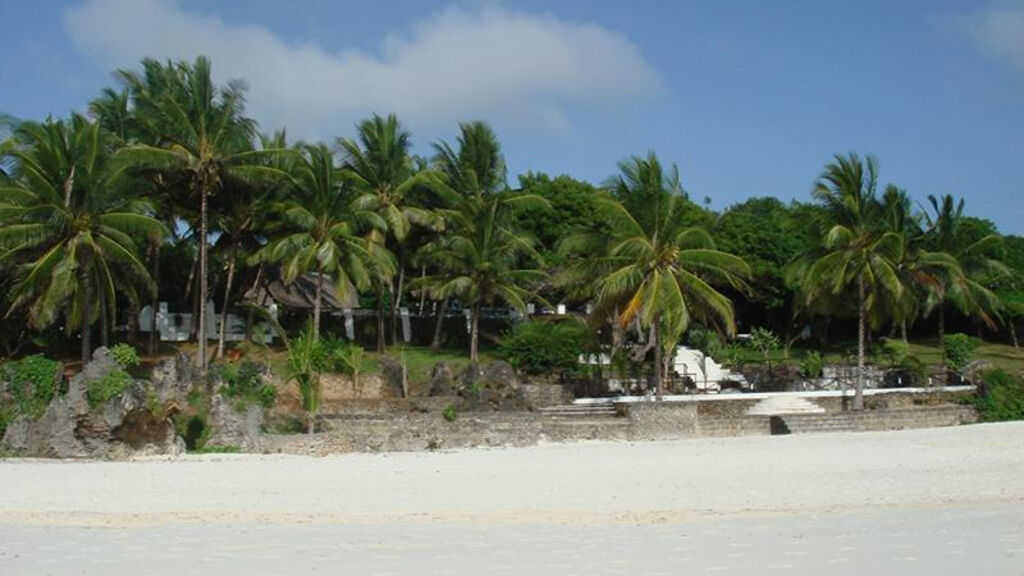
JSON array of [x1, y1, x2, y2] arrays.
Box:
[[1, 57, 1022, 435]]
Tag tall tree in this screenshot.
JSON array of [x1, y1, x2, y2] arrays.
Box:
[[0, 115, 165, 365], [560, 153, 750, 399], [262, 143, 391, 337], [115, 56, 281, 370], [417, 121, 547, 361], [922, 194, 1006, 343], [338, 114, 441, 351], [797, 153, 903, 409]]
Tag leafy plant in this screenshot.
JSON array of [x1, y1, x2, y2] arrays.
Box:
[[974, 368, 1024, 422], [109, 343, 141, 370], [86, 370, 134, 409], [748, 327, 780, 363], [286, 323, 328, 433], [1, 354, 61, 420], [943, 333, 979, 375], [878, 338, 910, 367], [442, 404, 458, 422], [500, 320, 592, 376], [798, 351, 824, 379], [218, 361, 277, 409]]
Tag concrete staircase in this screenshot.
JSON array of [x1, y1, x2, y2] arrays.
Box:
[[746, 395, 826, 416]]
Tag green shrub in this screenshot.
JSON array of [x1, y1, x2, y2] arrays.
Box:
[[747, 327, 780, 362], [218, 361, 277, 409], [109, 343, 141, 370], [1, 354, 61, 421], [442, 404, 458, 422], [975, 368, 1024, 422], [85, 370, 134, 409], [500, 320, 592, 376], [943, 333, 978, 375], [900, 355, 929, 387], [798, 351, 823, 379], [878, 338, 910, 367]]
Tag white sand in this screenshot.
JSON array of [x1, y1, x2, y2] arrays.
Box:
[[1, 422, 1023, 527]]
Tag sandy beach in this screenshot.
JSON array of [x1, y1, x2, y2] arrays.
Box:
[[2, 423, 1023, 574]]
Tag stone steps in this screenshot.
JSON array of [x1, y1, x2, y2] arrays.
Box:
[[746, 395, 826, 416]]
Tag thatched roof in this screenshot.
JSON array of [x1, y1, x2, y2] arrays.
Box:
[[244, 268, 358, 310]]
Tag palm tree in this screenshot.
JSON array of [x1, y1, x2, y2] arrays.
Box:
[[261, 143, 392, 337], [798, 153, 903, 409], [414, 122, 546, 361], [0, 115, 165, 365], [879, 186, 961, 342], [922, 194, 1006, 344], [559, 153, 750, 399], [338, 114, 442, 351], [115, 56, 282, 370]]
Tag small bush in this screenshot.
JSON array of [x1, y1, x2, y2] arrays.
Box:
[[975, 368, 1024, 422], [798, 351, 823, 379], [943, 333, 978, 375], [500, 320, 593, 376], [442, 404, 458, 422], [86, 370, 134, 409], [218, 361, 277, 409], [1, 354, 61, 423], [109, 343, 141, 370], [878, 338, 910, 367]]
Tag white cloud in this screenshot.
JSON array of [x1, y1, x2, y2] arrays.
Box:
[[965, 4, 1024, 68], [64, 0, 660, 140]]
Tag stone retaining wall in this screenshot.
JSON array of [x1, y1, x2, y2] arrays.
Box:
[[774, 405, 978, 435]]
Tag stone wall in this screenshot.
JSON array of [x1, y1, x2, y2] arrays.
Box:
[[775, 405, 978, 435]]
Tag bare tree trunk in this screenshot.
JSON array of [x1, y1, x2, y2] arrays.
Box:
[[376, 288, 386, 353], [431, 297, 448, 352], [417, 265, 427, 315], [81, 273, 91, 368], [312, 269, 324, 339], [470, 303, 480, 362], [216, 252, 237, 360], [148, 240, 160, 355], [901, 319, 908, 343], [854, 274, 865, 411], [100, 295, 109, 348], [198, 186, 209, 371], [653, 319, 663, 401], [390, 267, 405, 344]]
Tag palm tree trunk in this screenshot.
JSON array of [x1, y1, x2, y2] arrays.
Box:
[[470, 303, 480, 363], [216, 252, 237, 360], [1011, 322, 1020, 351], [901, 319, 908, 344], [80, 273, 91, 367], [312, 269, 324, 339], [198, 186, 209, 371], [376, 288, 386, 353], [390, 267, 405, 344], [653, 319, 663, 401], [938, 304, 946, 369], [431, 297, 448, 352], [854, 274, 866, 411], [149, 240, 161, 355], [417, 265, 427, 315], [100, 295, 109, 348]]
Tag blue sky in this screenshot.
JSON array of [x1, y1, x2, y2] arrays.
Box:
[[2, 0, 1023, 233]]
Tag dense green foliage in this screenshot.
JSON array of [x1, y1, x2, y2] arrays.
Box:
[[0, 354, 61, 436], [500, 320, 593, 376], [943, 333, 979, 375], [109, 344, 141, 370], [85, 369, 134, 409], [1, 54, 1020, 393], [218, 361, 277, 409], [974, 368, 1024, 422]]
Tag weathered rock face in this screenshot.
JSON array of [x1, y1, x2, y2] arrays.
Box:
[[1, 348, 190, 459], [206, 394, 264, 452], [458, 361, 528, 411], [378, 356, 407, 398], [428, 361, 456, 396]]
